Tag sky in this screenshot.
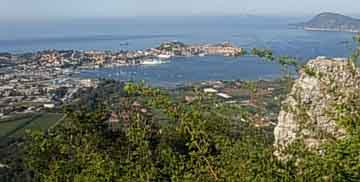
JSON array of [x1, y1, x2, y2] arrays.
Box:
[[1, 0, 360, 20]]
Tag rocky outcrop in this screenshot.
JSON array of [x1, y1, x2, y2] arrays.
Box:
[[274, 58, 360, 154]]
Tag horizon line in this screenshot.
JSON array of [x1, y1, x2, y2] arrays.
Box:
[[1, 12, 360, 23]]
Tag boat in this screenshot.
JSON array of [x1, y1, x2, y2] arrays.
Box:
[[157, 54, 172, 59], [141, 59, 169, 65], [119, 42, 129, 46]]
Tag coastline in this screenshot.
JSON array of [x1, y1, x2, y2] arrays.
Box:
[[303, 27, 360, 33]]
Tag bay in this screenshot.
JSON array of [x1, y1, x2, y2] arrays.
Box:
[[0, 16, 356, 86]]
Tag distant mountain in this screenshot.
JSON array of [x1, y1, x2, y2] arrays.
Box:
[[292, 12, 360, 33]]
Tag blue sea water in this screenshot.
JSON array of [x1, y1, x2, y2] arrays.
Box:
[[1, 16, 357, 86], [80, 56, 284, 87]]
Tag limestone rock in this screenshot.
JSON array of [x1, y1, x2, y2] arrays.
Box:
[[274, 58, 360, 153]]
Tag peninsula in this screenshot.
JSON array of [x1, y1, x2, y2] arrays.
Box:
[[0, 41, 244, 119], [293, 12, 360, 33]]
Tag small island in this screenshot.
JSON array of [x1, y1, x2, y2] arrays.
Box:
[[292, 12, 360, 33]]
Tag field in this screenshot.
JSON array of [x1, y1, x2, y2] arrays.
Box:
[[0, 113, 64, 144]]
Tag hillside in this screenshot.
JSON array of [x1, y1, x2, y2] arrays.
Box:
[[294, 12, 360, 33]]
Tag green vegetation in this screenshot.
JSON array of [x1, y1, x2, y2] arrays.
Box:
[[0, 113, 64, 181], [1, 36, 360, 182], [15, 113, 64, 135], [20, 82, 360, 181], [0, 113, 63, 144], [350, 34, 360, 65], [250, 47, 299, 95], [251, 48, 299, 68], [303, 65, 317, 77], [251, 48, 274, 61], [24, 84, 274, 181], [0, 116, 36, 138]]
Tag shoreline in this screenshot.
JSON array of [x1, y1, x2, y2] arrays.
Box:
[[0, 41, 246, 69], [303, 27, 360, 33]]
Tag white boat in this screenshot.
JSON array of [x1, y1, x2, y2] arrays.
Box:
[[142, 59, 168, 65], [157, 54, 172, 59]]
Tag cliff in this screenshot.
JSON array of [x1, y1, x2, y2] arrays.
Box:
[[294, 12, 360, 33], [274, 58, 360, 155]]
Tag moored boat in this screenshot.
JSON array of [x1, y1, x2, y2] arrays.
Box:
[[142, 59, 169, 65]]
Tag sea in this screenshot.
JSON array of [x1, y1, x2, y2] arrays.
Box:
[[1, 16, 357, 87]]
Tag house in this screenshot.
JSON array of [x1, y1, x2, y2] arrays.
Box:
[[43, 103, 55, 109], [217, 93, 232, 99], [203, 88, 218, 93], [79, 79, 96, 88]]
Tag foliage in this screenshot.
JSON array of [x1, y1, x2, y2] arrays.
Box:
[[251, 48, 299, 70], [350, 34, 360, 65], [22, 83, 277, 181], [21, 80, 360, 181], [250, 48, 299, 93], [303, 65, 317, 77], [251, 48, 274, 61], [10, 36, 360, 181]]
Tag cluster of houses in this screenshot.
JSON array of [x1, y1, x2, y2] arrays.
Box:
[[158, 41, 245, 57], [0, 41, 245, 118], [14, 41, 245, 69], [0, 55, 98, 118]]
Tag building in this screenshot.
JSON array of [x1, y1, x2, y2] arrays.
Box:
[[204, 88, 218, 93], [44, 103, 55, 109], [217, 93, 232, 99]]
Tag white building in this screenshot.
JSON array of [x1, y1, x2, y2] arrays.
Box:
[[203, 88, 218, 93], [217, 93, 232, 99], [44, 103, 55, 109]]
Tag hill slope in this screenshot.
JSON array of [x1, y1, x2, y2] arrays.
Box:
[[294, 12, 360, 33]]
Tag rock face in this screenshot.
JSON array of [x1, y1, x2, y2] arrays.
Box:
[[274, 58, 360, 153]]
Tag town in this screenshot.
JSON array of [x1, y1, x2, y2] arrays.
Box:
[[0, 42, 245, 118]]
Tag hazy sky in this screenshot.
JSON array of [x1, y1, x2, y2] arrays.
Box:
[[2, 0, 360, 20]]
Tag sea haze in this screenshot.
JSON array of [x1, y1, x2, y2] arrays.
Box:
[[1, 16, 357, 86]]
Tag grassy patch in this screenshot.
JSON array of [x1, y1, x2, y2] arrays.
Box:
[[0, 116, 32, 138], [12, 113, 64, 137], [0, 113, 64, 140]]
